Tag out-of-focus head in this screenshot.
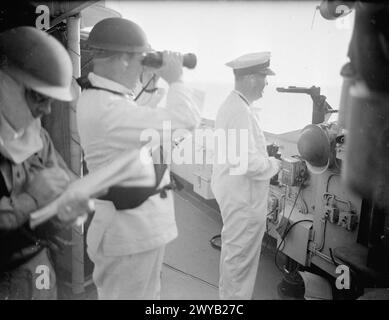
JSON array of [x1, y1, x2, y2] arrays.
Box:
[[0, 26, 75, 136], [0, 26, 74, 102], [226, 51, 275, 100], [87, 18, 152, 90], [0, 26, 74, 163]]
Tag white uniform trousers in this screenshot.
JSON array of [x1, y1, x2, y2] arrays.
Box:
[[218, 207, 267, 300], [91, 245, 166, 300]]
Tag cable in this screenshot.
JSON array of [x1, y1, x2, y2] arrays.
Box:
[[163, 262, 219, 289], [334, 196, 352, 212], [285, 183, 304, 223], [274, 219, 313, 274], [326, 173, 340, 193], [329, 248, 340, 267], [328, 248, 361, 290], [323, 192, 352, 212]]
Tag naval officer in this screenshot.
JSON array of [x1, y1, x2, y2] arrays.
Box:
[[211, 52, 281, 299]]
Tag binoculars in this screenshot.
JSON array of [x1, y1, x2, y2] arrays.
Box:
[[141, 51, 197, 69]]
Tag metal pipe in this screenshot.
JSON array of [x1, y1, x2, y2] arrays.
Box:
[[317, 217, 327, 251], [311, 247, 335, 264], [67, 14, 85, 295]]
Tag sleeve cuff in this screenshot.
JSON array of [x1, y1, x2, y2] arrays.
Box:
[[252, 157, 280, 181]]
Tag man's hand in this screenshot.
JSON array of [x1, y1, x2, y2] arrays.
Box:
[[157, 51, 183, 84], [26, 167, 70, 207], [270, 157, 282, 173], [55, 190, 94, 228]]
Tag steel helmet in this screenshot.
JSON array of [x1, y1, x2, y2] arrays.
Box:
[[87, 17, 150, 53], [0, 26, 74, 101]]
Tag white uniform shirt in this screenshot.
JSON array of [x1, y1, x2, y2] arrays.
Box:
[[77, 73, 201, 257], [211, 90, 279, 300], [212, 90, 279, 187]]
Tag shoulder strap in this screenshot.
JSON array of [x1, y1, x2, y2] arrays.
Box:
[[76, 76, 128, 98], [153, 146, 167, 187]]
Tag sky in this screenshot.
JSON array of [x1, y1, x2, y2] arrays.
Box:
[[104, 0, 355, 133]]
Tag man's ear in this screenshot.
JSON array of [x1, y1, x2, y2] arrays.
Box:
[[118, 53, 130, 68], [247, 74, 255, 86], [122, 57, 129, 68]]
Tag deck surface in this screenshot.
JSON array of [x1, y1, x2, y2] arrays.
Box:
[[162, 190, 283, 300]]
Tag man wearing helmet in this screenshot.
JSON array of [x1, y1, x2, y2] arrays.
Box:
[[0, 27, 92, 299], [76, 18, 201, 299]]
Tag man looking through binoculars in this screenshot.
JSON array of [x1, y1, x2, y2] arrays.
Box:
[[76, 17, 201, 300]]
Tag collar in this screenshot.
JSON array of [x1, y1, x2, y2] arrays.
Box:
[[232, 90, 251, 107], [88, 73, 135, 99]]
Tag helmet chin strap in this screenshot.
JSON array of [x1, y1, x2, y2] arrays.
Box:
[[134, 73, 158, 101]]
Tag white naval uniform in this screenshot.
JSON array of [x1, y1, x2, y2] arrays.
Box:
[[211, 90, 279, 300], [76, 73, 200, 299]]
